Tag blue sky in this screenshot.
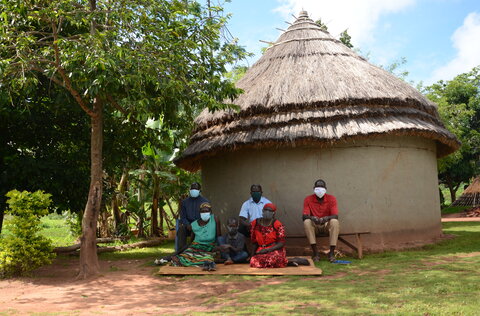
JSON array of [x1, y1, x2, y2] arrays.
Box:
[[222, 0, 480, 85]]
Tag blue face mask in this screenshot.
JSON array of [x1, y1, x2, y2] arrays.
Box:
[[190, 189, 200, 198], [200, 212, 211, 221]]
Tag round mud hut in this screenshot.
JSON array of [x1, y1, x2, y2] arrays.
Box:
[[175, 11, 459, 251]]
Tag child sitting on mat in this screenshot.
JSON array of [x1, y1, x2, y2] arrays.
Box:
[[217, 217, 249, 264]]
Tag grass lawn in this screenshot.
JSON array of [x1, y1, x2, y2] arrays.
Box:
[[4, 215, 480, 314], [191, 221, 480, 315], [99, 222, 480, 315], [441, 205, 471, 215]]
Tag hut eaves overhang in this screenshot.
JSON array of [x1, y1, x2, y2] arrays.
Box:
[[175, 11, 460, 172]]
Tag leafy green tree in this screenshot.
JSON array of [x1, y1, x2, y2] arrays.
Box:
[[315, 19, 328, 31], [0, 0, 246, 278], [339, 29, 353, 48], [424, 66, 480, 202], [0, 77, 91, 233], [225, 65, 248, 83]]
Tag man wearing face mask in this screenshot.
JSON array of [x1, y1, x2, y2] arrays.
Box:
[[302, 179, 340, 262], [239, 184, 271, 238], [217, 217, 248, 264], [177, 182, 209, 251]]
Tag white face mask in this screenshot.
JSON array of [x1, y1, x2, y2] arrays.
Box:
[[314, 187, 326, 198], [200, 212, 211, 221]]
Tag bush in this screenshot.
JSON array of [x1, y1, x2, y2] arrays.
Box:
[[64, 211, 82, 238], [0, 190, 55, 278]]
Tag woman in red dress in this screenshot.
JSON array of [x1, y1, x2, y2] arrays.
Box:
[[250, 203, 288, 268]]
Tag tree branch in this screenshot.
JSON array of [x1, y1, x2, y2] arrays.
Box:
[[51, 20, 96, 118], [106, 94, 140, 124]]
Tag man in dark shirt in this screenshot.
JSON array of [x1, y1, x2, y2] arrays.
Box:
[[177, 182, 209, 251], [218, 217, 248, 264], [302, 179, 340, 262]]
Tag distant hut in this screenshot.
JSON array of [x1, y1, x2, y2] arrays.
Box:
[[452, 177, 480, 207], [175, 11, 459, 250]]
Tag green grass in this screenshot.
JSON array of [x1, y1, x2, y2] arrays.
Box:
[[98, 240, 175, 261], [441, 205, 470, 215], [2, 213, 77, 247], [193, 222, 480, 315], [39, 214, 78, 247]]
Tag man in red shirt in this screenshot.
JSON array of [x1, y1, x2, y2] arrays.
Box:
[[302, 179, 340, 262]]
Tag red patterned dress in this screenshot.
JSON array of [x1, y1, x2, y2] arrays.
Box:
[[250, 219, 288, 268]]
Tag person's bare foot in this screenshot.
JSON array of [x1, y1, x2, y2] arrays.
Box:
[[224, 259, 234, 265]]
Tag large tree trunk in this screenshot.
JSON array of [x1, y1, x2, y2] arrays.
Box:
[[78, 98, 103, 279], [446, 179, 458, 204]]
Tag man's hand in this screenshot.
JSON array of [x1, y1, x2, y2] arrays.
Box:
[[317, 217, 328, 225], [311, 216, 321, 224]]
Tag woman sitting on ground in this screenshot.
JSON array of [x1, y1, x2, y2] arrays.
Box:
[[250, 203, 288, 268], [157, 202, 221, 271]]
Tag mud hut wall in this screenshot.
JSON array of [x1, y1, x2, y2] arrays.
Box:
[[201, 136, 442, 242]]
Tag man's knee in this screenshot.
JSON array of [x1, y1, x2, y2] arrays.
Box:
[[303, 218, 313, 229], [329, 218, 339, 228]]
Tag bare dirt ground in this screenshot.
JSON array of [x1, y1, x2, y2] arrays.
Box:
[[2, 213, 476, 315], [441, 212, 480, 222], [0, 256, 292, 316]]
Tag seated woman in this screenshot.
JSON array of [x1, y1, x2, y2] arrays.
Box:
[[167, 202, 221, 271], [250, 203, 288, 268]]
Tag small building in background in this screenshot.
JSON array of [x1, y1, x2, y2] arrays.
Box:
[[452, 177, 480, 208], [175, 11, 459, 251]]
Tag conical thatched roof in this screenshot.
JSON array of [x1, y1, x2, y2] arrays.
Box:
[[452, 177, 480, 207], [175, 11, 459, 171]]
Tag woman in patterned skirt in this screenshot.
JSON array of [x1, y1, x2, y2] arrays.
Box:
[[170, 202, 221, 270], [250, 203, 288, 268]]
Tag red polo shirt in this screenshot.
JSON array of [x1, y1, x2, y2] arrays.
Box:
[[302, 193, 338, 218]]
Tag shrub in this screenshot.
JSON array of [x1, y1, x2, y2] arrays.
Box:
[[64, 211, 82, 238], [0, 190, 55, 278]]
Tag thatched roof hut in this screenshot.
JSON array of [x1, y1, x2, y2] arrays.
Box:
[[176, 11, 458, 172], [175, 11, 459, 252], [452, 177, 480, 207]]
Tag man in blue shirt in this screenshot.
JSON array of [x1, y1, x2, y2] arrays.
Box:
[[238, 184, 271, 237], [177, 182, 209, 251]]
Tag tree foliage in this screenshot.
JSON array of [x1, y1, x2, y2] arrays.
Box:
[[424, 66, 480, 202], [315, 19, 328, 31], [0, 0, 248, 277], [0, 190, 55, 278], [339, 29, 353, 48]]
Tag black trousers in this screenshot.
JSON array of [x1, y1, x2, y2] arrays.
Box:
[[176, 223, 192, 252]]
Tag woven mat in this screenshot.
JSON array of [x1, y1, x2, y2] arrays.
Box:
[[156, 257, 322, 276]]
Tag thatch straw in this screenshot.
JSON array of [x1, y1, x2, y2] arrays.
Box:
[[452, 177, 480, 207], [175, 11, 459, 171]]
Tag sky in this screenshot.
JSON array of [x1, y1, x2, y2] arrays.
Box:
[[221, 0, 480, 85]]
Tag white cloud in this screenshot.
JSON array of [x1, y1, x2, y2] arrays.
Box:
[[429, 12, 480, 83], [274, 0, 415, 46]]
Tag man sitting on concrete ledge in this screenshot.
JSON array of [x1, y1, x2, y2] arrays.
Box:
[[302, 179, 340, 263]]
